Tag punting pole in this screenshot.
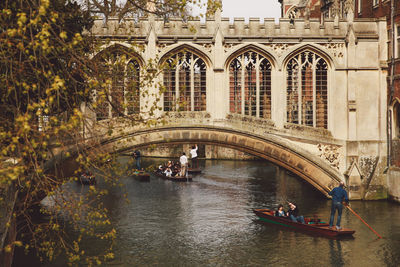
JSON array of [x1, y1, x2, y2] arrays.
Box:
[[345, 205, 382, 239]]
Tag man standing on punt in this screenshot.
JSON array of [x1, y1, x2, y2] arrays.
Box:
[[329, 182, 349, 230]]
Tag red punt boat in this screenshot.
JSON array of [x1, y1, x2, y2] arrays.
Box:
[[253, 209, 355, 238]]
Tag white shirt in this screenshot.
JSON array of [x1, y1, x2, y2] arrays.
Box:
[[180, 155, 188, 165], [164, 169, 172, 177], [190, 147, 198, 158]]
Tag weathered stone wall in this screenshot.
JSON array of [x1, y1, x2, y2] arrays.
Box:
[[388, 167, 400, 203], [137, 144, 257, 160]]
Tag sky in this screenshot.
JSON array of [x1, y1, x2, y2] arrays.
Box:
[[220, 0, 281, 21]]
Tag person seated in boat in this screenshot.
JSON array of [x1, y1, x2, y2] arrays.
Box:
[[287, 202, 305, 224], [274, 204, 287, 217], [164, 167, 172, 177], [167, 161, 173, 169], [156, 165, 164, 174], [172, 164, 180, 177]]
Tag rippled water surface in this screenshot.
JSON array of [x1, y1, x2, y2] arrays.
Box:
[[14, 159, 400, 266]]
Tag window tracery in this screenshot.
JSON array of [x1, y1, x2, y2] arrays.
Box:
[[163, 51, 207, 112], [229, 51, 272, 119], [95, 51, 140, 120], [286, 51, 328, 129]]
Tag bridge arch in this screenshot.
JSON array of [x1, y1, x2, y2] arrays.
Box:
[[99, 126, 343, 196]]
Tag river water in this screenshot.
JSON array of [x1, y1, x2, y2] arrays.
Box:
[[13, 158, 400, 266]]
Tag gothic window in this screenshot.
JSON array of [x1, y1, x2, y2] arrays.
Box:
[[394, 102, 400, 139], [163, 51, 206, 111], [229, 51, 272, 119], [286, 51, 328, 129], [397, 25, 400, 58], [95, 52, 141, 120], [229, 58, 242, 113], [126, 60, 141, 115]]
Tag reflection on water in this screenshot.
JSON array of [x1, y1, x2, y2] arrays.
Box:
[[13, 158, 400, 267]]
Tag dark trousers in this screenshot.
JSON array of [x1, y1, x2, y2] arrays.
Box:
[[329, 201, 343, 227], [192, 157, 198, 168], [135, 157, 141, 170]]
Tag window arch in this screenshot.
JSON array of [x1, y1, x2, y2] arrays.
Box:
[[286, 51, 328, 129], [229, 51, 272, 119], [163, 51, 206, 112], [95, 51, 140, 120], [393, 102, 400, 139]]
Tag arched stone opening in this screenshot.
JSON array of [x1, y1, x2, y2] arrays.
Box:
[[284, 49, 329, 129], [92, 44, 143, 120], [98, 126, 343, 196], [392, 100, 400, 139], [161, 48, 208, 112], [227, 50, 274, 119]]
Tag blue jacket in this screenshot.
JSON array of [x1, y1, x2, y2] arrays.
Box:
[[329, 187, 349, 204]]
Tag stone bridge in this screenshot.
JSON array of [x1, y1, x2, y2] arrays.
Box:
[[98, 124, 342, 197], [85, 112, 387, 200]]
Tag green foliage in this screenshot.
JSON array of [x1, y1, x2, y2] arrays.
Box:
[[0, 0, 115, 264], [0, 0, 217, 265]]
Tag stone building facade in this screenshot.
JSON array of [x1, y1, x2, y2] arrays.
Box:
[[352, 0, 400, 201], [277, 0, 400, 201], [90, 2, 389, 199]]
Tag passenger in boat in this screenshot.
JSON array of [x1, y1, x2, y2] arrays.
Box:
[[190, 144, 198, 169], [275, 204, 287, 217], [328, 182, 349, 230], [287, 202, 305, 224], [164, 168, 172, 177], [167, 161, 173, 168], [179, 152, 188, 177], [157, 165, 164, 174], [172, 163, 180, 177]]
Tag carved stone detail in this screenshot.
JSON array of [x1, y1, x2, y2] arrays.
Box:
[[321, 43, 344, 58], [344, 0, 354, 13], [264, 44, 294, 57], [317, 143, 340, 169], [156, 43, 170, 53], [358, 156, 379, 183], [203, 43, 213, 53], [223, 43, 239, 53]]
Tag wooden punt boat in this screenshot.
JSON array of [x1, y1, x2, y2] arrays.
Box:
[[130, 170, 150, 182], [253, 209, 355, 238], [188, 168, 202, 174], [153, 171, 192, 182]]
